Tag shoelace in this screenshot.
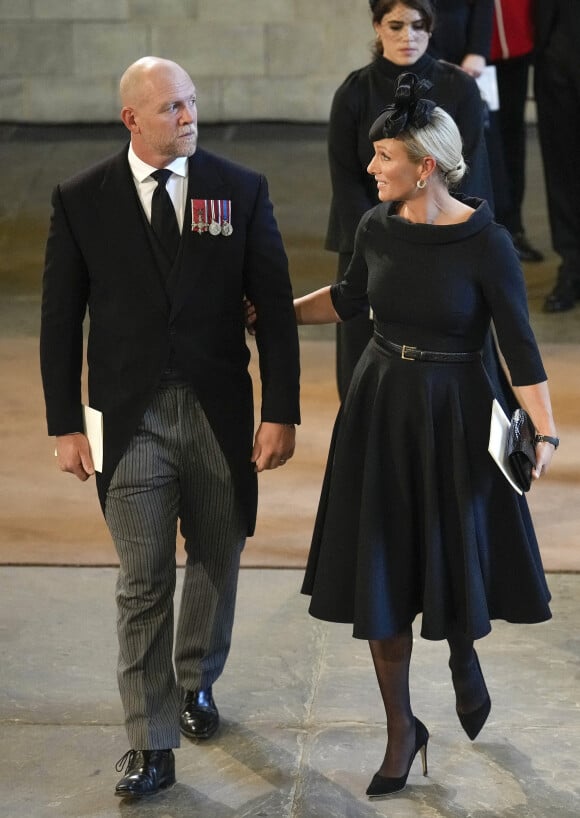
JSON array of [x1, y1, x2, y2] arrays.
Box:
[[115, 749, 140, 773]]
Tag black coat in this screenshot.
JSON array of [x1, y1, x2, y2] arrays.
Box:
[[532, 0, 580, 53], [326, 53, 493, 253], [40, 145, 300, 534], [429, 0, 494, 64]]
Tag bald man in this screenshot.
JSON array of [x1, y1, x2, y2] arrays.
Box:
[[40, 57, 300, 797]]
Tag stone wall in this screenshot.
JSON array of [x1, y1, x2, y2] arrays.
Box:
[[0, 0, 373, 123]]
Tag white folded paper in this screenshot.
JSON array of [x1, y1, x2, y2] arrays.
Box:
[[476, 65, 499, 112], [488, 399, 522, 495], [82, 404, 103, 473]]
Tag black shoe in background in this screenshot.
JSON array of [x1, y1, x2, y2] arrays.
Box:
[[543, 277, 577, 312], [511, 232, 544, 263]]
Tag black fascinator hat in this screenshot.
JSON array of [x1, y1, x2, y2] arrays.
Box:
[[369, 73, 437, 141]]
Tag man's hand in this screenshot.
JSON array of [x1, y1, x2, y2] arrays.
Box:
[[460, 54, 486, 78], [243, 297, 257, 336], [54, 433, 95, 481], [251, 422, 295, 473]]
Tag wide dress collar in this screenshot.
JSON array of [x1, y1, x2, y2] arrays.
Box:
[[377, 196, 494, 245]]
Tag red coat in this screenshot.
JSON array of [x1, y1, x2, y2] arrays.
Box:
[[490, 0, 534, 60]]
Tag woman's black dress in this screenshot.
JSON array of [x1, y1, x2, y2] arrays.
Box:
[[302, 198, 551, 641], [325, 52, 504, 403]]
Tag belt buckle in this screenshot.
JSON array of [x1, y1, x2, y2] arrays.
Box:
[[401, 344, 417, 361]]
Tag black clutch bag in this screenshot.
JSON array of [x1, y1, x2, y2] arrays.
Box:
[[506, 408, 536, 492]]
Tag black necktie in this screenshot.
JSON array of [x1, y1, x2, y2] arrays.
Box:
[[151, 169, 180, 263]]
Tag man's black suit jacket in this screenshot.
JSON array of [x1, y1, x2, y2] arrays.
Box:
[[533, 0, 580, 53], [40, 145, 300, 534]]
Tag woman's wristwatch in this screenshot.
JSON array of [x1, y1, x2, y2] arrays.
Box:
[[534, 434, 559, 449]]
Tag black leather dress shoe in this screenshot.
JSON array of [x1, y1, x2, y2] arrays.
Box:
[[511, 232, 544, 263], [180, 687, 219, 740], [543, 278, 577, 312], [114, 749, 175, 798]]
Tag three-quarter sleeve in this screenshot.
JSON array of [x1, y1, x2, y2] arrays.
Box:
[[330, 213, 372, 320], [480, 226, 546, 385]]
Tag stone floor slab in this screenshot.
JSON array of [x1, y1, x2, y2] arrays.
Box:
[[1, 569, 579, 816]]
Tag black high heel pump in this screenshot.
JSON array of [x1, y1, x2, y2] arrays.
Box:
[[452, 650, 491, 740], [457, 694, 491, 741], [366, 717, 429, 798]]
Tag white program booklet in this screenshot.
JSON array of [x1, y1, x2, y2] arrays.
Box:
[[82, 404, 103, 473], [488, 399, 522, 495], [476, 65, 499, 111]]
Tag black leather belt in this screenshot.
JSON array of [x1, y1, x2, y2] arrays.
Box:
[[374, 332, 481, 363], [160, 367, 188, 385]]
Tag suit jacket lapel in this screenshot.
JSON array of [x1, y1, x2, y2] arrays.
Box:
[[97, 147, 171, 315]]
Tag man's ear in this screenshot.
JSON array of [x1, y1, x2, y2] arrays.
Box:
[[121, 106, 139, 133]]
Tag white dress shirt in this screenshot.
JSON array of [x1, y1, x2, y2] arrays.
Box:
[[127, 144, 188, 231]]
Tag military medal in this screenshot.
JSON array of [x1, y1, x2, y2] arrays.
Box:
[[191, 199, 208, 233], [221, 199, 233, 236], [209, 199, 221, 235], [191, 198, 232, 236]]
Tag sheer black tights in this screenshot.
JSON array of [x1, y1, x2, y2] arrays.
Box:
[[447, 626, 488, 715], [369, 627, 417, 778], [369, 625, 488, 775]]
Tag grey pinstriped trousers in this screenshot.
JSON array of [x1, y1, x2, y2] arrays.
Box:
[[105, 384, 246, 749]]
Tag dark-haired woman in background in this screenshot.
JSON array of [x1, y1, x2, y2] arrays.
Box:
[[297, 73, 556, 799], [327, 0, 493, 401]]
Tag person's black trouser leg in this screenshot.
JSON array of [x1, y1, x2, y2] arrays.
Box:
[[494, 55, 531, 234], [535, 48, 580, 297]]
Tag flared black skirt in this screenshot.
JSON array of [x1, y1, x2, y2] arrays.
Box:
[[302, 338, 551, 641]]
